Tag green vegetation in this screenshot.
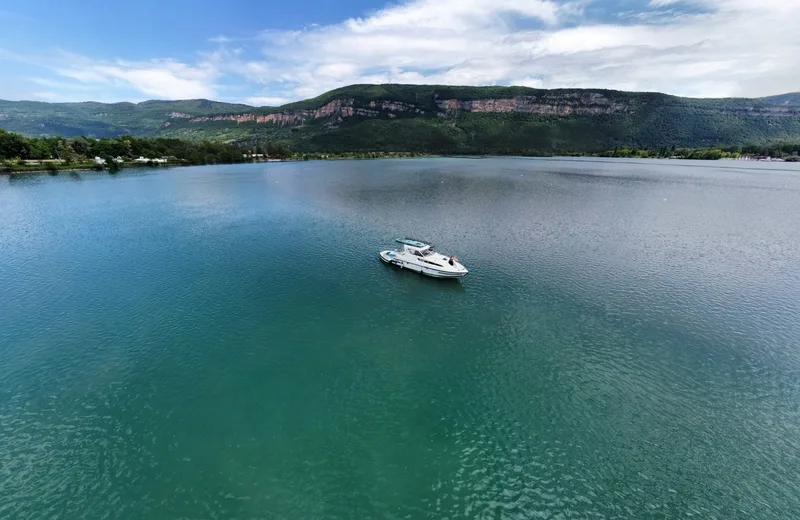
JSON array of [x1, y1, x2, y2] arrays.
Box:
[[163, 85, 800, 154], [268, 84, 442, 112], [0, 98, 251, 138], [2, 84, 800, 156], [227, 112, 800, 157], [257, 142, 293, 160], [3, 123, 798, 175], [0, 129, 245, 172], [597, 142, 800, 160], [292, 151, 430, 161]]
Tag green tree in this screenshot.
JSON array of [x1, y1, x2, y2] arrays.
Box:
[[122, 139, 133, 159], [0, 130, 247, 170], [266, 142, 291, 159], [104, 155, 121, 172], [70, 137, 92, 159], [0, 130, 31, 160], [56, 140, 77, 165], [28, 139, 52, 160]]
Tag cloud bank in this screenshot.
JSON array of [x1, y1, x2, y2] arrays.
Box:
[[1, 0, 797, 103]]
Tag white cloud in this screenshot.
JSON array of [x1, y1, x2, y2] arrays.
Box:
[[244, 0, 800, 100], [96, 62, 215, 99], [28, 76, 71, 88], [29, 91, 60, 101], [27, 76, 98, 92], [231, 61, 273, 84], [52, 53, 219, 99], [0, 48, 25, 62], [244, 96, 290, 106], [343, 0, 564, 32], [316, 62, 361, 79], [1, 0, 798, 103]]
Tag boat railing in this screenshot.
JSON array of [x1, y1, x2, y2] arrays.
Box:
[[397, 237, 433, 248]]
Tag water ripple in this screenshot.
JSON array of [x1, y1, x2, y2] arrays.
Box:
[[1, 159, 799, 519]]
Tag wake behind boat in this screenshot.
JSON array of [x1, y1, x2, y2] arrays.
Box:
[[380, 238, 468, 278]]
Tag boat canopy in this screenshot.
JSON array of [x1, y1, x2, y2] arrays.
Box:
[[396, 238, 430, 248]]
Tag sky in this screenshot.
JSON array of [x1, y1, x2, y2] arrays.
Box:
[[0, 0, 797, 105]]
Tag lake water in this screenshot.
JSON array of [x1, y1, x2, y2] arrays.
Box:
[[2, 158, 800, 519]]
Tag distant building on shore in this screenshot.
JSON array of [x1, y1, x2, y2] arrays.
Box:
[[134, 156, 168, 164], [740, 156, 785, 162]]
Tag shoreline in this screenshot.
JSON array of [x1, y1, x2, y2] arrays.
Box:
[[0, 152, 436, 175], [3, 153, 798, 177]]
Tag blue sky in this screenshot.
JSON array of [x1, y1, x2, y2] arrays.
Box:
[[0, 0, 797, 104]]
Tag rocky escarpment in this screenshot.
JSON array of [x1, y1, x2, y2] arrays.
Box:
[[696, 104, 800, 117], [436, 92, 632, 116], [4, 85, 800, 146], [173, 99, 425, 127], [172, 92, 636, 128], [435, 92, 800, 117], [166, 90, 800, 130]]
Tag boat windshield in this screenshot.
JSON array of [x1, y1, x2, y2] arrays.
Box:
[[421, 248, 435, 256]]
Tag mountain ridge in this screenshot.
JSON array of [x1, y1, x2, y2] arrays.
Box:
[[2, 85, 800, 153], [4, 85, 798, 111]]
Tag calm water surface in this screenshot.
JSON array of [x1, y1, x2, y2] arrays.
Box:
[[2, 158, 800, 519]]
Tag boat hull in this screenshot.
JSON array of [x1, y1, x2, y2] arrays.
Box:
[[379, 251, 468, 279]]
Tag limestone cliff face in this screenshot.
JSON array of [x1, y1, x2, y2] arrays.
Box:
[[177, 98, 428, 127], [171, 90, 799, 128], [175, 93, 629, 127], [435, 92, 631, 116], [727, 105, 798, 116]]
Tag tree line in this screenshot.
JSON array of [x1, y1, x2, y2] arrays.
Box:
[[4, 127, 799, 170], [598, 143, 800, 160], [0, 130, 247, 167]]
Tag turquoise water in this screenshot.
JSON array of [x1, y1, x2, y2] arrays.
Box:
[[2, 158, 800, 519]]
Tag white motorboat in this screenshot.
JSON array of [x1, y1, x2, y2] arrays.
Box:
[[380, 238, 468, 279]]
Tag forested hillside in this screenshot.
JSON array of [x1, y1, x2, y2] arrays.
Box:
[[2, 85, 800, 154]]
